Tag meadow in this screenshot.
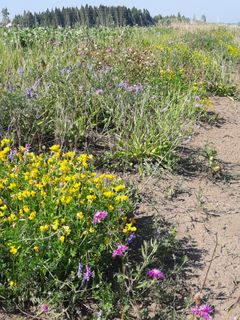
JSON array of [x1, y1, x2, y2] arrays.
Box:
[[0, 23, 240, 319]]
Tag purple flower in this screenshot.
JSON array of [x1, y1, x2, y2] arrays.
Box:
[[127, 233, 136, 244], [93, 211, 108, 224], [191, 304, 213, 320], [147, 268, 164, 280], [8, 148, 16, 161], [25, 144, 30, 152], [95, 89, 103, 95], [112, 244, 128, 257], [195, 95, 201, 101], [118, 80, 129, 90], [106, 46, 113, 54], [128, 83, 143, 93], [24, 88, 33, 99], [77, 262, 83, 278], [18, 67, 24, 77], [41, 304, 49, 313], [83, 265, 92, 282]]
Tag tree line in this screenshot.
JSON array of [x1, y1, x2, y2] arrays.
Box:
[[12, 5, 154, 28]]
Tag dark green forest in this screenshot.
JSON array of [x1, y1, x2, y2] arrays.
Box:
[[11, 5, 190, 28]]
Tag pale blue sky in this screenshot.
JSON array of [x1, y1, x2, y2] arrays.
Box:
[[0, 0, 239, 23]]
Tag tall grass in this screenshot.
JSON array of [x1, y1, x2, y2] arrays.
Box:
[[0, 24, 240, 168]]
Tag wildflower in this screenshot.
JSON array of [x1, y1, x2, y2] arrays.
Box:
[[18, 66, 24, 77], [127, 233, 136, 244], [8, 148, 16, 161], [112, 244, 128, 257], [191, 304, 214, 320], [41, 304, 49, 313], [123, 222, 137, 233], [83, 265, 92, 282], [118, 80, 129, 89], [147, 268, 164, 280], [93, 211, 108, 224], [95, 88, 103, 95], [33, 245, 40, 253], [76, 211, 84, 219], [86, 194, 96, 202], [9, 245, 18, 255], [24, 88, 33, 99], [49, 144, 60, 152], [77, 263, 83, 278], [59, 235, 65, 243], [9, 280, 16, 288]]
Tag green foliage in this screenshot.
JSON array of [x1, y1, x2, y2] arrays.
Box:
[[1, 25, 239, 169]]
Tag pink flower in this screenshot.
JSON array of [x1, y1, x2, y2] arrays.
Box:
[[147, 268, 164, 280], [41, 304, 49, 313], [93, 211, 108, 224], [112, 244, 128, 257], [191, 304, 213, 320]]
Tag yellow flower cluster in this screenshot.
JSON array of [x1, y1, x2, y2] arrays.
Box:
[[0, 139, 133, 272]]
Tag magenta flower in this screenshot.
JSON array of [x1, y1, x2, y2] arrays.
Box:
[[112, 244, 128, 257], [93, 211, 108, 224], [191, 304, 213, 320], [41, 304, 49, 313], [147, 268, 164, 280]]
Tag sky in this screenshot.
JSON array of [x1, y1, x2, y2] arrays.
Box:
[[0, 0, 239, 23]]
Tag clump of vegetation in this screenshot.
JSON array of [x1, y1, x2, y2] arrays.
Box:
[[0, 138, 184, 319], [0, 24, 239, 170]]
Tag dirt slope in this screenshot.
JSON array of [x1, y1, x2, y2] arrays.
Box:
[[136, 97, 240, 319]]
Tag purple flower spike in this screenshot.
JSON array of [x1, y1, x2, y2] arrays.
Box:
[[127, 233, 136, 245], [93, 211, 108, 224], [25, 144, 30, 152], [112, 244, 128, 257], [83, 265, 92, 282], [147, 268, 164, 280]]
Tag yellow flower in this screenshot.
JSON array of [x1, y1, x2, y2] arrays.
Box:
[[108, 204, 114, 212], [123, 223, 137, 233], [9, 280, 16, 288], [40, 224, 49, 232], [63, 225, 71, 236], [52, 219, 60, 231], [9, 245, 18, 255], [1, 138, 11, 147], [23, 205, 30, 213], [33, 245, 40, 253], [86, 194, 96, 202], [114, 184, 125, 192], [115, 195, 129, 202], [28, 211, 36, 221], [50, 144, 61, 152], [89, 227, 95, 233], [59, 235, 65, 243], [7, 213, 17, 222], [76, 212, 84, 219], [103, 191, 114, 198]]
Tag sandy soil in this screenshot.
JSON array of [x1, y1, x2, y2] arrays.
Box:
[[135, 97, 240, 319]]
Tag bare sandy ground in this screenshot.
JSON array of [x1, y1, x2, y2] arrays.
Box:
[[135, 97, 240, 319]]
